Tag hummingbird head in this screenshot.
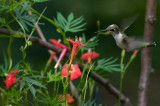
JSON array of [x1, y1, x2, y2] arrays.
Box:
[[106, 24, 120, 36], [94, 24, 120, 36]]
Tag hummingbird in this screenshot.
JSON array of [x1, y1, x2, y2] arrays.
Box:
[[95, 24, 156, 51]]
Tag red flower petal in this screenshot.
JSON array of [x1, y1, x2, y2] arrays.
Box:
[[67, 39, 87, 46], [59, 93, 74, 103], [49, 39, 68, 49], [61, 64, 82, 80], [5, 69, 18, 88], [81, 51, 99, 60]]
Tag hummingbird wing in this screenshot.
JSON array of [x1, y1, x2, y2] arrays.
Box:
[[120, 15, 138, 33]]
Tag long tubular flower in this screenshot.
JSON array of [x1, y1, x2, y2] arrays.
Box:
[[67, 39, 87, 65], [5, 70, 18, 88], [49, 39, 69, 69], [54, 48, 68, 68]]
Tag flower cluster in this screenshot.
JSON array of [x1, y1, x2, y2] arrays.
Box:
[[61, 39, 86, 80]]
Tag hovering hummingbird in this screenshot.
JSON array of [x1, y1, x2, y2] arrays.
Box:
[[95, 24, 156, 51]]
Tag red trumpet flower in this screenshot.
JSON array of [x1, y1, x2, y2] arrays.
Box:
[[61, 64, 81, 80], [5, 69, 18, 88], [81, 50, 99, 64], [67, 39, 86, 65]]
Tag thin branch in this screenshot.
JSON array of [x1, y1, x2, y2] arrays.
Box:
[[138, 0, 157, 106], [0, 28, 132, 105], [0, 28, 63, 53]]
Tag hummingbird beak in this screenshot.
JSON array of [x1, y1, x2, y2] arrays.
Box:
[[94, 29, 107, 33]]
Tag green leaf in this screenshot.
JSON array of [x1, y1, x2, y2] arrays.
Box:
[[13, 4, 38, 32], [29, 85, 36, 96], [70, 16, 84, 27], [96, 58, 123, 73], [47, 71, 61, 82], [24, 77, 46, 88], [0, 52, 9, 74], [20, 80, 25, 91], [79, 34, 99, 50], [27, 75, 45, 78], [54, 12, 86, 33], [67, 13, 74, 22], [0, 5, 10, 12]]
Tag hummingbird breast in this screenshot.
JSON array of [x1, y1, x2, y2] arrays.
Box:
[[113, 33, 127, 49]]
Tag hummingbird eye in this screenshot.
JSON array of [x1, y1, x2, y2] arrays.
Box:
[[110, 29, 116, 31]]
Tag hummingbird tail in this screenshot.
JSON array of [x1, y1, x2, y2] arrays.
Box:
[[147, 42, 156, 47]]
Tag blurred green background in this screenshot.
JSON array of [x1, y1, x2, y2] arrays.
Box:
[[0, 0, 160, 105]]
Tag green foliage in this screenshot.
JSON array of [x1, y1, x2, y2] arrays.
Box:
[[0, 53, 20, 76], [47, 71, 61, 82], [0, 53, 8, 76], [54, 12, 86, 33], [96, 57, 123, 72], [79, 34, 99, 50], [0, 2, 9, 12], [40, 95, 65, 105], [18, 75, 46, 96], [13, 3, 38, 31]]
